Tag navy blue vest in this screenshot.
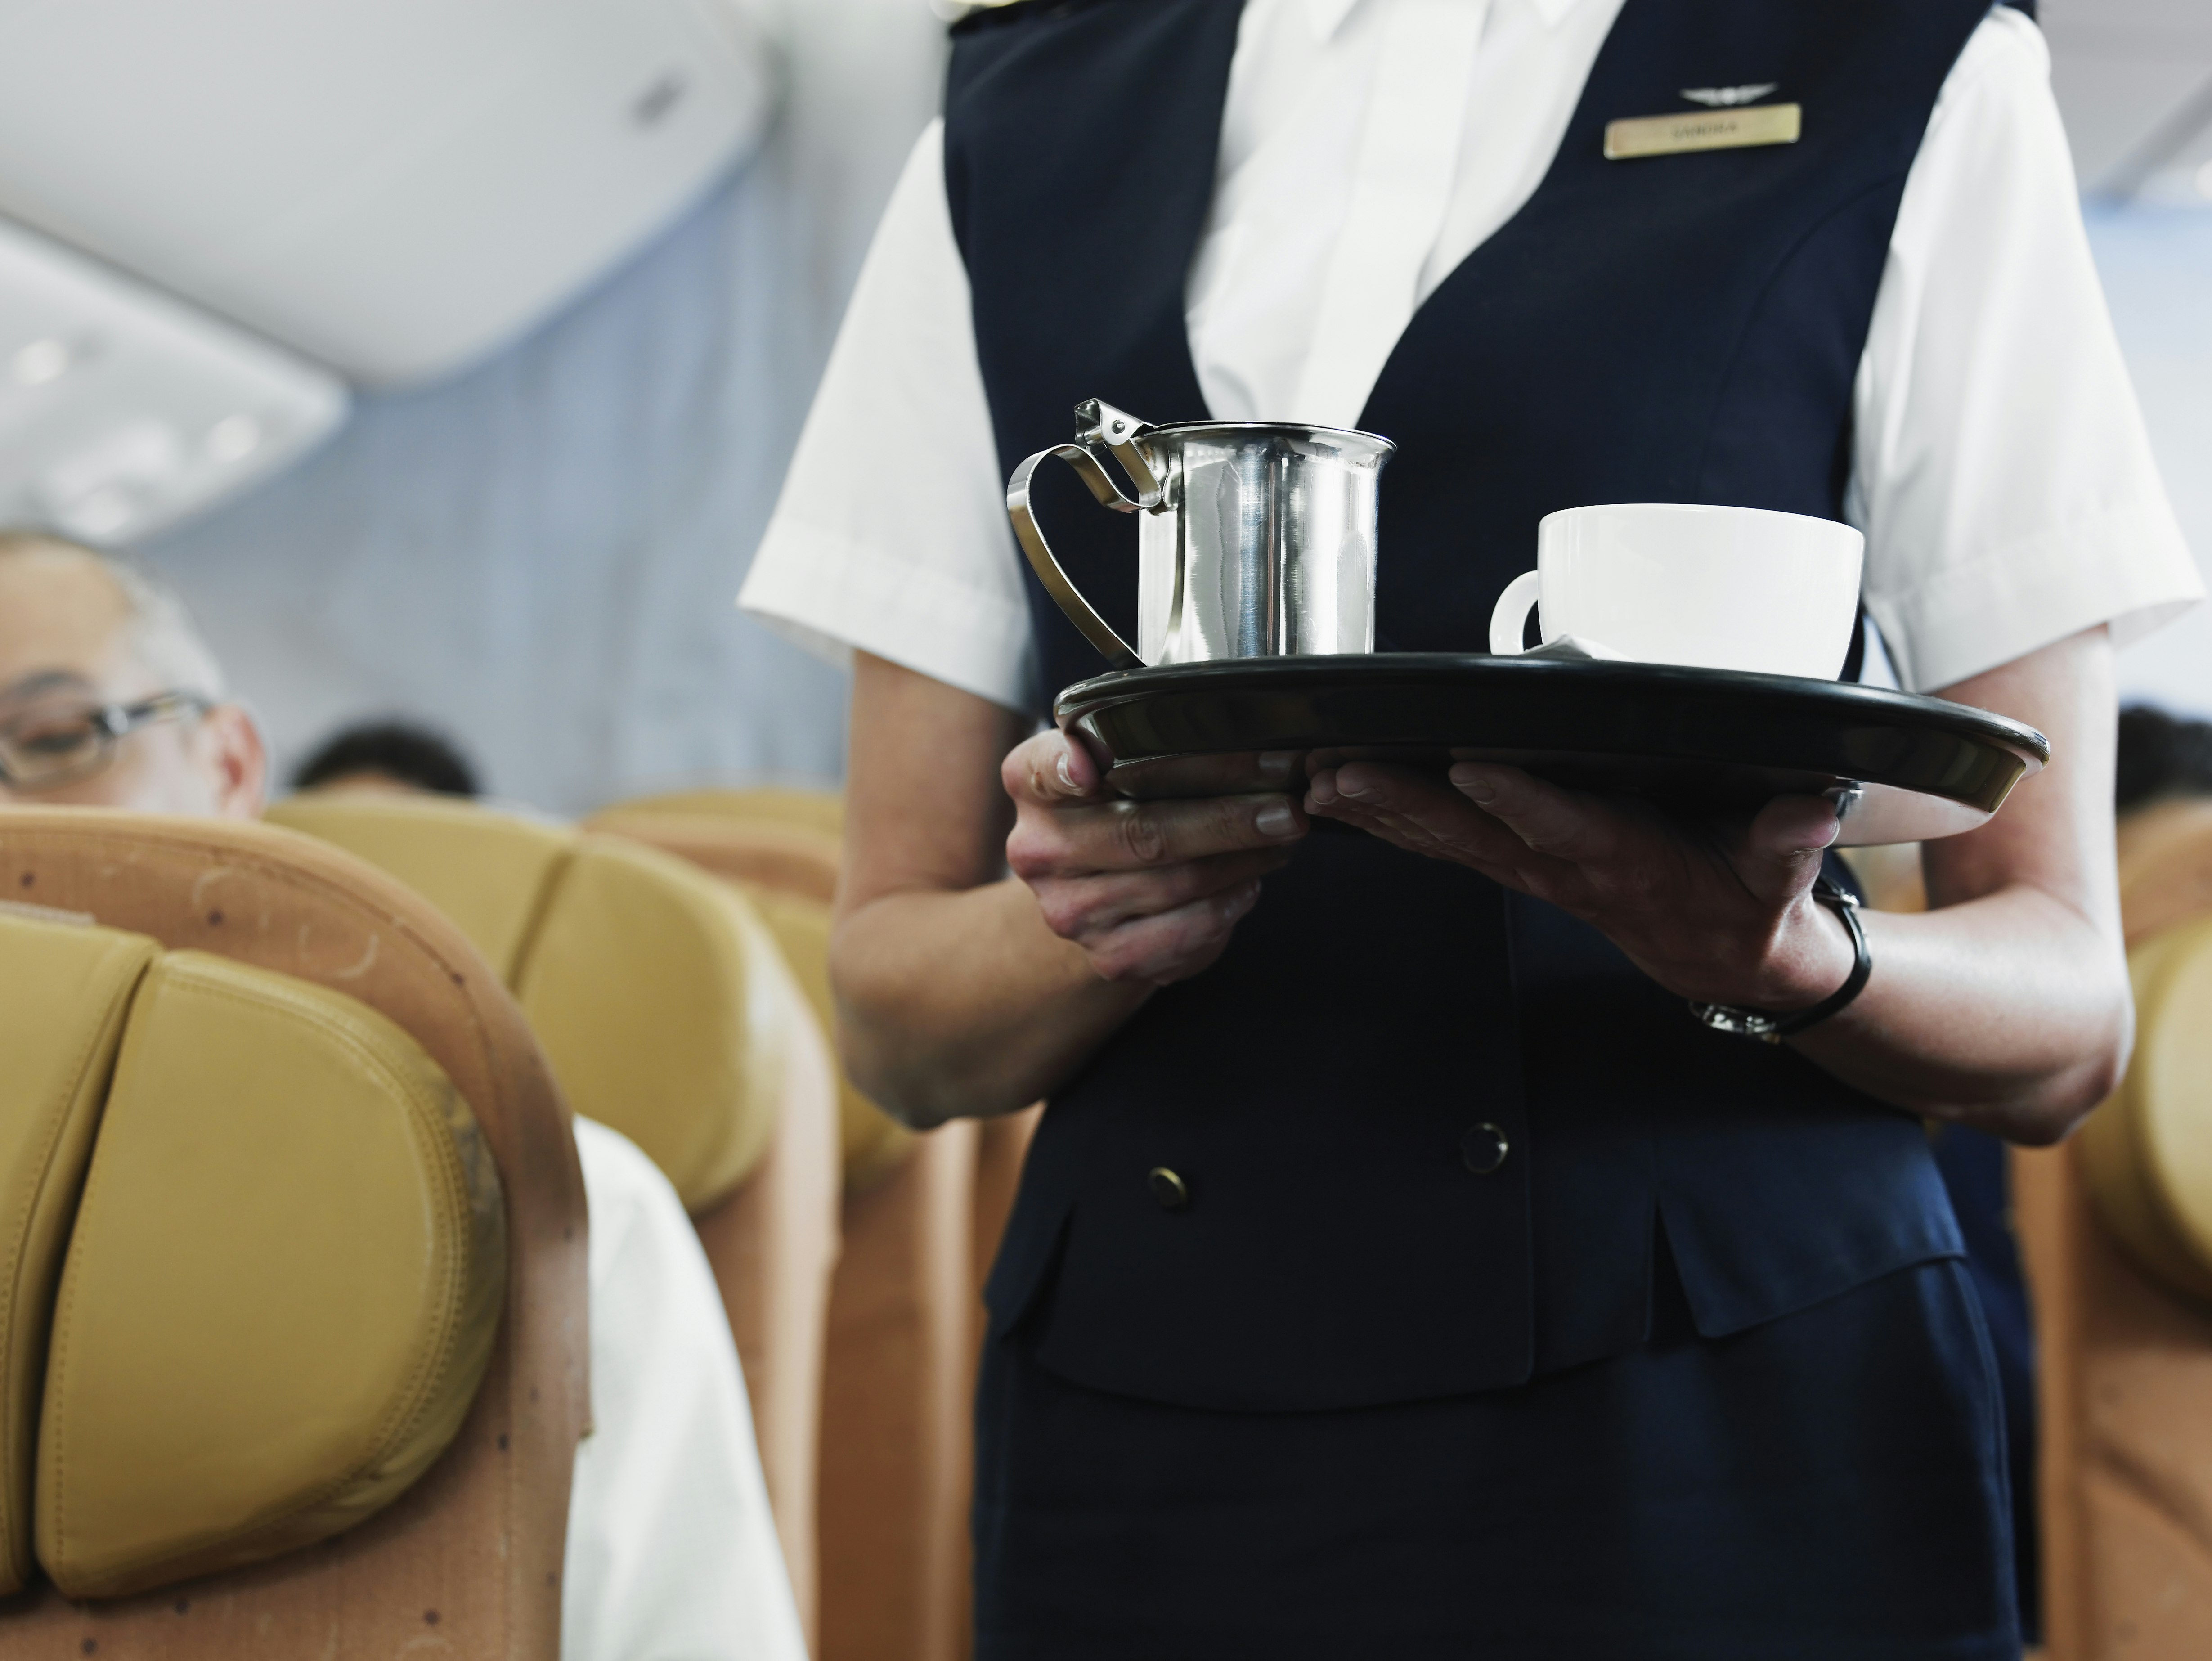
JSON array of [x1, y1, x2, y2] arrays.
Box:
[[953, 0, 1988, 1410]]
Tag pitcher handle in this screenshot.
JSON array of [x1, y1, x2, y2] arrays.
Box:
[[1005, 400, 1162, 673]]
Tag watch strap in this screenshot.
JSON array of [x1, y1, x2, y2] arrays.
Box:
[[1688, 875, 1871, 1044]]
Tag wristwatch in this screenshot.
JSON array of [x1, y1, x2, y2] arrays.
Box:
[[1688, 875, 1871, 1044]]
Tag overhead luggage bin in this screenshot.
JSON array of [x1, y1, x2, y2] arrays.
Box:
[[0, 0, 773, 386]]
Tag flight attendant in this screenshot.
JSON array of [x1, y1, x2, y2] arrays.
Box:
[[742, 0, 2201, 1652]]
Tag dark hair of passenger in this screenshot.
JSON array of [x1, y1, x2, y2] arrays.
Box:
[[2115, 704, 2212, 815], [291, 721, 481, 799]]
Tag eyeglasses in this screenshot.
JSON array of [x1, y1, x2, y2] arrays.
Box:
[[0, 690, 212, 792]]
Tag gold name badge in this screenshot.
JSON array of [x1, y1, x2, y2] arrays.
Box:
[[1604, 103, 1801, 161]]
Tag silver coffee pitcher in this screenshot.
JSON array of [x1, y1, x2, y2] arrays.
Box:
[[1007, 399, 1395, 671]]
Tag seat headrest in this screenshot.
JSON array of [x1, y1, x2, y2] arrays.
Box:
[[2117, 798, 2212, 949], [0, 912, 505, 1600], [266, 797, 791, 1212], [581, 791, 917, 1190], [580, 811, 840, 905], [0, 912, 158, 1595], [738, 883, 914, 1189], [267, 795, 574, 980], [516, 837, 786, 1210], [2082, 913, 2212, 1303], [597, 787, 844, 838]]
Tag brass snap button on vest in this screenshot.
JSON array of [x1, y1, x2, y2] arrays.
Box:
[[1460, 1124, 1509, 1176], [1148, 1167, 1190, 1210]]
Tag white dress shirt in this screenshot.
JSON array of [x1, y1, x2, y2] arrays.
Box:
[[739, 0, 2199, 705], [563, 1117, 808, 1661]]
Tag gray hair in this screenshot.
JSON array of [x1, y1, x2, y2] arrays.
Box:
[[0, 530, 228, 700]]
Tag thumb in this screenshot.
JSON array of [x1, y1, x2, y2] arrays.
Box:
[[1051, 729, 1108, 797], [1004, 727, 1107, 807], [1736, 793, 1842, 908]]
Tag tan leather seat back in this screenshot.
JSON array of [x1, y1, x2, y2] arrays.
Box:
[[26, 939, 506, 1599], [269, 797, 791, 1213], [268, 795, 573, 981], [2079, 915, 2212, 1303], [2020, 804, 2212, 1661], [0, 915, 158, 1595], [516, 837, 787, 1208], [0, 811, 586, 1658], [599, 787, 845, 839], [585, 810, 842, 906], [2117, 798, 2212, 949], [274, 794, 839, 1639], [740, 884, 914, 1189], [581, 798, 911, 1188], [587, 788, 986, 1661]]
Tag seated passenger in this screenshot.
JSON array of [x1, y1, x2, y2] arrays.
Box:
[[293, 718, 482, 799], [0, 530, 806, 1661]]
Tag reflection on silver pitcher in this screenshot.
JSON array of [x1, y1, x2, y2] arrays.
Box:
[[1007, 399, 1395, 671]]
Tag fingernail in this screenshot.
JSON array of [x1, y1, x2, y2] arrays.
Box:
[[1255, 800, 1300, 839], [1450, 767, 1497, 804], [1256, 751, 1297, 782], [1055, 751, 1077, 791]]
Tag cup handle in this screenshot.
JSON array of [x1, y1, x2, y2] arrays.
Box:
[[1005, 400, 1161, 673], [1488, 570, 1543, 656]]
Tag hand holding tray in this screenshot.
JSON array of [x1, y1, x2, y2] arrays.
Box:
[[1054, 655, 2049, 847]]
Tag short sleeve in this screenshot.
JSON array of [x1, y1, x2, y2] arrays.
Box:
[[561, 1118, 808, 1661], [1851, 8, 2202, 694], [738, 120, 1037, 712]]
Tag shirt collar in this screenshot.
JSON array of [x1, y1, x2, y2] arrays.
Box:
[[1305, 0, 1588, 44]]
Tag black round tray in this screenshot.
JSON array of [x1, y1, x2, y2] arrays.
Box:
[[1055, 654, 2049, 846]]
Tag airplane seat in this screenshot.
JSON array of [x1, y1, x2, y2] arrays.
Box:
[[2115, 797, 2212, 949], [585, 804, 844, 908], [2016, 815, 2212, 1661], [584, 788, 983, 1661], [601, 786, 846, 839], [263, 794, 838, 1638], [594, 790, 1042, 1304], [0, 808, 585, 1659]]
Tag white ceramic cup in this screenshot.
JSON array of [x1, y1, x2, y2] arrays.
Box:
[[1487, 503, 1865, 678]]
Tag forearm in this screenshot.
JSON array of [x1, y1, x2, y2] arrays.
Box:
[[1790, 884, 2131, 1140], [1307, 629, 2127, 1143], [835, 652, 1300, 1127], [832, 876, 1148, 1128], [1792, 629, 2129, 1141]]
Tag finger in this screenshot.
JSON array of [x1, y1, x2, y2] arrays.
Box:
[[1445, 763, 1626, 863], [1306, 764, 1551, 880], [1033, 847, 1292, 940], [1733, 793, 1842, 907], [1007, 789, 1306, 880], [1001, 728, 1105, 808], [1316, 763, 1533, 860], [1104, 749, 1303, 801], [1082, 880, 1265, 985], [1306, 793, 1536, 887]]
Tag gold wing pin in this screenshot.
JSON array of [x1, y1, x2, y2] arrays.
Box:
[[1679, 84, 1779, 108]]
